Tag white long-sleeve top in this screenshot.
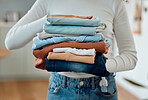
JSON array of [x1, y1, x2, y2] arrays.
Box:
[[5, 0, 138, 78]]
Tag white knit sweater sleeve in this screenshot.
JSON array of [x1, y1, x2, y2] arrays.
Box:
[[5, 0, 49, 50], [105, 0, 138, 72]]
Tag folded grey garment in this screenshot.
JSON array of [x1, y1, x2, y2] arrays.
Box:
[[36, 32, 78, 40], [96, 23, 107, 31]]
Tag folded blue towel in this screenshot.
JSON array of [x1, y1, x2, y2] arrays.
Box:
[[44, 23, 99, 36], [32, 33, 108, 50], [47, 17, 100, 27]]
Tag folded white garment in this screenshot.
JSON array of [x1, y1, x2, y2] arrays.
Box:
[[37, 32, 78, 40], [53, 47, 96, 55]]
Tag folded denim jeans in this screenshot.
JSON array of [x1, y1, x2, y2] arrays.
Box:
[[47, 17, 100, 26], [44, 23, 105, 36], [32, 33, 109, 50], [45, 52, 110, 77]]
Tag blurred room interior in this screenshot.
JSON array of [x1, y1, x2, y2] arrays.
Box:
[[0, 0, 148, 100]]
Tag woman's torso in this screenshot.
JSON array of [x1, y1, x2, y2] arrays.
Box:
[[46, 0, 116, 78]]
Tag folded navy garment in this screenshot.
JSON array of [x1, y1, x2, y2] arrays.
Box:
[[47, 17, 100, 27], [45, 52, 110, 77]]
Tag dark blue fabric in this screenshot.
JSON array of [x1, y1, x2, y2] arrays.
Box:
[[45, 52, 110, 77]]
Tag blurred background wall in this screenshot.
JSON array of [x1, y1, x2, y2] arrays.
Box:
[[0, 0, 49, 81], [0, 0, 35, 19], [116, 0, 148, 99]]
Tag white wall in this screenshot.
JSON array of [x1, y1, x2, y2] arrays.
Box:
[[116, 0, 148, 99], [0, 0, 50, 81], [0, 0, 36, 19], [0, 26, 50, 81]]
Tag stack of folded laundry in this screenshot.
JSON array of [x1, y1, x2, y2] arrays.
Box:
[[32, 17, 111, 77]]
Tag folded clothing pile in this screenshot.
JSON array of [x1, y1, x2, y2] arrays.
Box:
[[32, 17, 111, 76]]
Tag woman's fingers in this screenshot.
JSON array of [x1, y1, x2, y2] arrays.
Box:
[[47, 15, 93, 19], [105, 46, 109, 54]]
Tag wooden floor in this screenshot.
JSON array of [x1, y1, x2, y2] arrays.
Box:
[[0, 80, 139, 100]]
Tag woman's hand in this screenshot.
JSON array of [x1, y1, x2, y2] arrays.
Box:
[[47, 15, 93, 19]]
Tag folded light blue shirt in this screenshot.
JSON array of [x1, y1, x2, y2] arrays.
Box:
[[44, 23, 99, 36], [47, 17, 100, 27], [32, 33, 111, 50]]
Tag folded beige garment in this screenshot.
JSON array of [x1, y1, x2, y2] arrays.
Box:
[[47, 52, 96, 64]]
